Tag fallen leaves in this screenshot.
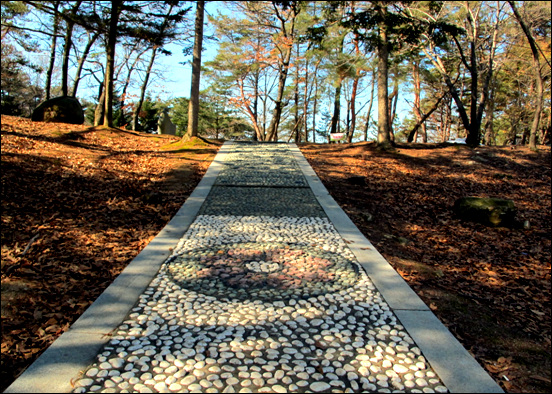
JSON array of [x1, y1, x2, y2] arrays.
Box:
[[1, 115, 220, 392], [300, 141, 551, 393]]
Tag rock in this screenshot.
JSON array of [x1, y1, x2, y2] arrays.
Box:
[[157, 108, 177, 135], [453, 197, 517, 227], [310, 382, 331, 392], [31, 96, 84, 125]]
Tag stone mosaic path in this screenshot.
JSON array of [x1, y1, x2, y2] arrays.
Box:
[[71, 143, 450, 393]]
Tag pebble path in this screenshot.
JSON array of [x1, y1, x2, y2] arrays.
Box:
[[73, 143, 449, 393]]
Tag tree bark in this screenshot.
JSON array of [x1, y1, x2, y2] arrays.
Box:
[[103, 0, 122, 127], [61, 0, 82, 97], [407, 93, 445, 143], [185, 0, 205, 140], [508, 1, 544, 150], [94, 81, 105, 126], [363, 73, 375, 141], [132, 47, 158, 131], [45, 1, 60, 100], [72, 31, 99, 97], [330, 81, 342, 135], [265, 2, 297, 142], [376, 8, 391, 148]]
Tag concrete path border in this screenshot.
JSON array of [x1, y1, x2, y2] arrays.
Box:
[[289, 144, 503, 393], [4, 142, 235, 394]]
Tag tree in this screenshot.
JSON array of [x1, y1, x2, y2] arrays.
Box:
[[1, 1, 43, 115], [259, 1, 300, 141], [102, 0, 123, 127], [508, 1, 547, 150], [326, 1, 432, 148], [184, 0, 204, 141], [132, 2, 190, 131], [412, 1, 507, 147]]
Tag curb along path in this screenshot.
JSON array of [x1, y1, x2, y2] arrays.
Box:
[[6, 142, 503, 394]]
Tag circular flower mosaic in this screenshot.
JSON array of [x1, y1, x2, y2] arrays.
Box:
[[165, 243, 359, 301]]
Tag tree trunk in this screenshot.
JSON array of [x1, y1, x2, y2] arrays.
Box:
[[411, 60, 422, 143], [72, 31, 99, 97], [185, 0, 205, 141], [312, 74, 318, 143], [407, 93, 445, 143], [347, 76, 359, 143], [303, 55, 309, 143], [61, 1, 82, 97], [293, 43, 301, 144], [388, 75, 399, 142], [252, 68, 259, 141], [103, 0, 122, 127], [265, 3, 297, 142], [376, 15, 391, 148], [94, 81, 105, 126], [364, 73, 375, 141], [484, 85, 495, 145], [132, 47, 158, 131], [508, 1, 543, 150], [330, 80, 342, 135], [45, 1, 60, 100]]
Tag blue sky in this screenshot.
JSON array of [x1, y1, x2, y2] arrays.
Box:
[[141, 2, 221, 101]]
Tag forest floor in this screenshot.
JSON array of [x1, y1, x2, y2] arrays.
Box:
[[1, 115, 222, 392], [299, 141, 551, 393], [1, 114, 550, 393]]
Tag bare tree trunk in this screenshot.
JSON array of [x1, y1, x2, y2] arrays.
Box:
[[72, 31, 99, 97], [364, 73, 375, 141], [94, 81, 105, 126], [484, 85, 495, 145], [119, 47, 148, 119], [293, 43, 301, 144], [377, 33, 391, 146], [132, 47, 157, 131], [103, 0, 122, 127], [303, 55, 309, 143], [412, 60, 422, 143], [509, 1, 544, 150], [347, 76, 359, 143], [185, 0, 205, 140], [330, 81, 342, 135], [407, 93, 445, 143], [265, 3, 297, 142], [61, 1, 83, 97], [376, 4, 392, 148], [252, 68, 259, 141], [312, 74, 318, 143], [45, 1, 60, 100]]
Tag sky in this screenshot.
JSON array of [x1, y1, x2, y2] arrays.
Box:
[[138, 2, 221, 101]]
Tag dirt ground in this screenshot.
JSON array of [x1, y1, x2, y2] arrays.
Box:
[[299, 141, 551, 393], [1, 115, 550, 392]]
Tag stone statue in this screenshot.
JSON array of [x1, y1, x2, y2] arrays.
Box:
[[157, 108, 177, 135]]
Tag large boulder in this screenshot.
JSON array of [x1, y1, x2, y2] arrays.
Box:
[[453, 196, 517, 227], [32, 96, 84, 124]]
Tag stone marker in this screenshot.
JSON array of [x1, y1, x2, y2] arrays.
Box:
[[453, 196, 517, 227], [157, 108, 177, 135]]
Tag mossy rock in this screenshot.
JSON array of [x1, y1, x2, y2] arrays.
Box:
[[32, 96, 84, 125], [453, 197, 517, 227]]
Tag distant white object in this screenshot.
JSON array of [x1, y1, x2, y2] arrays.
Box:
[[330, 133, 346, 141], [447, 137, 466, 144]]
